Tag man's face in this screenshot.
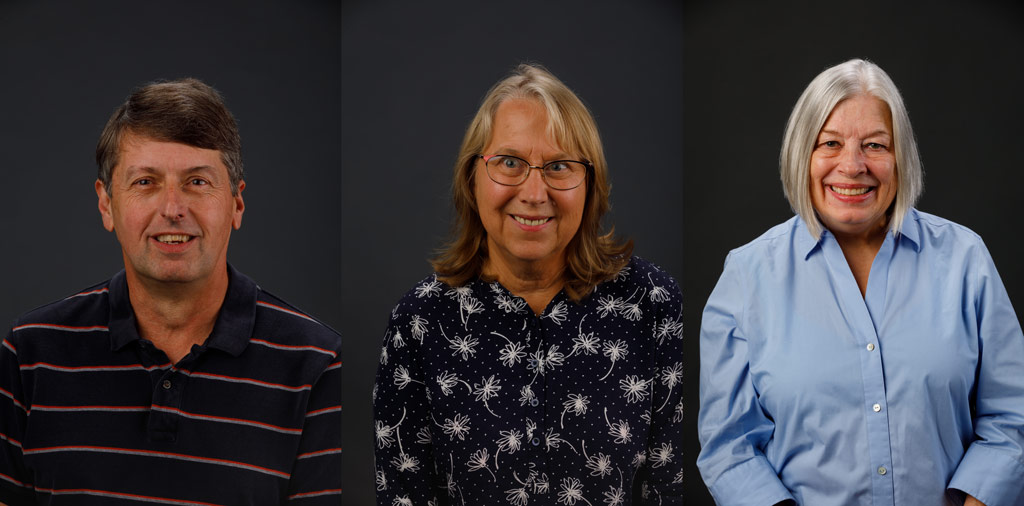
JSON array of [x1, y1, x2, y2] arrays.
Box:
[[96, 133, 244, 287]]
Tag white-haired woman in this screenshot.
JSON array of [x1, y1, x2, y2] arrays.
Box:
[[697, 59, 1024, 506]]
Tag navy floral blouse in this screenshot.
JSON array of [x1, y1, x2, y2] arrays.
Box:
[[373, 257, 683, 505]]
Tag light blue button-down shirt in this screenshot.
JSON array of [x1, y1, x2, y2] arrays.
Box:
[[697, 209, 1024, 506]]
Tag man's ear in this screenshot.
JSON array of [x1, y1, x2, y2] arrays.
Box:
[[96, 180, 115, 232], [232, 180, 245, 230]]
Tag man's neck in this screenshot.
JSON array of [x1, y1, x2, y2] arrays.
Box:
[[125, 267, 229, 363]]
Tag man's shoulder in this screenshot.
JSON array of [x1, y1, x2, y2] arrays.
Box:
[[11, 279, 113, 332], [252, 288, 341, 352]]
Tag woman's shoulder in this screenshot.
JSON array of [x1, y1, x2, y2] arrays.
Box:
[[389, 273, 471, 319], [595, 255, 681, 300], [906, 209, 984, 244], [725, 215, 806, 262]]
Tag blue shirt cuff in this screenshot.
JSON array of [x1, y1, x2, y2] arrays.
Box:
[[707, 456, 794, 506], [948, 444, 1024, 506]]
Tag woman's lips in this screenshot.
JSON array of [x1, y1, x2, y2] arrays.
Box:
[[512, 215, 552, 226]]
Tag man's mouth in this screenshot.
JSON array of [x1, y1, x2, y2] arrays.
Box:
[[830, 185, 872, 196], [155, 234, 194, 244], [513, 216, 552, 226]]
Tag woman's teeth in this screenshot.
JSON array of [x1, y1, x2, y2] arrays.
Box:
[[513, 216, 551, 226], [831, 186, 870, 196]]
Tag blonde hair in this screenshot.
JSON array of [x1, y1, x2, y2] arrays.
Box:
[[432, 64, 632, 301], [780, 59, 923, 239]]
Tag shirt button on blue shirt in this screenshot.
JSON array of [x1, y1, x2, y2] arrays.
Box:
[[877, 466, 887, 475], [872, 403, 881, 412], [866, 343, 875, 351]]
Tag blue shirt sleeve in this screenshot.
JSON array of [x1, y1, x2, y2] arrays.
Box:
[[696, 252, 794, 506], [947, 242, 1024, 506]]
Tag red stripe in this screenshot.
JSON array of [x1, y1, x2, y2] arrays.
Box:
[[152, 405, 301, 434], [11, 324, 108, 332], [296, 448, 340, 459], [20, 362, 159, 372], [2, 339, 16, 354], [188, 371, 311, 391], [287, 489, 342, 499], [34, 487, 222, 505], [250, 339, 336, 357], [23, 445, 288, 478], [0, 386, 27, 412], [31, 404, 148, 412], [0, 469, 31, 488], [306, 406, 341, 417], [67, 287, 109, 298], [256, 301, 315, 321]]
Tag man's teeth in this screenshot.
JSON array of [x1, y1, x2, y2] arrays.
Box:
[[156, 234, 191, 244], [831, 186, 870, 196], [514, 216, 551, 226]]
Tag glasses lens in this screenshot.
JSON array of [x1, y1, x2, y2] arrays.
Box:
[[485, 156, 528, 185], [543, 161, 587, 189]]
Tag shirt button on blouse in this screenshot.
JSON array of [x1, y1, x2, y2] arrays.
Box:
[[529, 398, 539, 407], [872, 403, 881, 412], [866, 343, 875, 351], [877, 466, 887, 475], [531, 438, 540, 446]]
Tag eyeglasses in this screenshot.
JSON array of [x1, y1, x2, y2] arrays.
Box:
[[478, 154, 590, 190]]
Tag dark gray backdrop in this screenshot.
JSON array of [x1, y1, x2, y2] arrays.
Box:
[[342, 0, 682, 502], [0, 1, 341, 337], [683, 1, 1024, 504]]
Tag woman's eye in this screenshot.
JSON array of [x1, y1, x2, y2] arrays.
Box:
[[866, 142, 887, 150], [502, 158, 521, 169], [823, 140, 840, 148], [548, 162, 568, 173]]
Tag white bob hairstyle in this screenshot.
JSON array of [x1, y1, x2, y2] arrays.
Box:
[[780, 59, 923, 239]]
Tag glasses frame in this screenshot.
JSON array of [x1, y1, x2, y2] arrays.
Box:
[[477, 154, 591, 191]]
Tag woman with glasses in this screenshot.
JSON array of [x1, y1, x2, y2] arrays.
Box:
[[697, 59, 1024, 506], [373, 64, 683, 505]]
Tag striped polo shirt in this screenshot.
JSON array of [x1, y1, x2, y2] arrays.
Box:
[[0, 266, 341, 505]]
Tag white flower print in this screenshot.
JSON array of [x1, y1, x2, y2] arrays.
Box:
[[647, 272, 670, 302], [415, 277, 443, 298], [560, 393, 590, 429], [673, 469, 683, 484], [375, 466, 387, 491], [467, 448, 496, 482], [375, 419, 396, 449], [605, 408, 633, 444], [436, 371, 472, 396], [459, 296, 485, 328], [619, 375, 652, 404], [495, 294, 527, 314], [599, 339, 629, 381], [505, 487, 529, 506], [436, 413, 471, 440], [534, 473, 550, 494], [525, 417, 537, 441], [568, 314, 600, 357], [415, 426, 432, 445], [650, 442, 675, 468], [390, 452, 420, 473], [631, 450, 647, 467], [544, 427, 578, 454], [673, 399, 684, 423], [392, 496, 412, 506], [409, 314, 428, 342], [582, 441, 613, 478], [602, 468, 626, 506], [528, 344, 565, 377], [658, 362, 683, 411], [390, 329, 405, 349], [556, 477, 592, 506], [441, 324, 478, 361], [621, 289, 646, 321], [446, 285, 473, 301], [494, 331, 527, 367], [596, 295, 623, 318], [392, 365, 423, 390], [544, 300, 568, 325], [519, 385, 536, 406], [497, 428, 523, 454], [379, 345, 389, 365], [489, 281, 504, 294], [473, 375, 502, 416], [654, 317, 681, 345]]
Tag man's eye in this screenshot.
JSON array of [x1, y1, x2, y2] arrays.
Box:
[[190, 178, 208, 186], [134, 178, 152, 186]]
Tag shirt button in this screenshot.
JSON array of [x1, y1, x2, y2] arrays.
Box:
[[529, 398, 539, 407], [877, 466, 887, 475], [872, 403, 881, 412], [162, 380, 172, 390], [531, 438, 540, 446], [866, 343, 875, 351]]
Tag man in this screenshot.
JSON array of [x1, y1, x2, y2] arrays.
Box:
[[0, 79, 341, 505]]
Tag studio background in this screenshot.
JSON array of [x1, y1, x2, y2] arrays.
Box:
[[0, 1, 341, 334], [683, 1, 1024, 504], [342, 0, 682, 502]]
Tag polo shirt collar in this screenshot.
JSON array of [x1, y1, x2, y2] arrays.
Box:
[[108, 265, 257, 357]]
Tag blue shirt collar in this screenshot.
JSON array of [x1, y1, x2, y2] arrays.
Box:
[[797, 208, 922, 260]]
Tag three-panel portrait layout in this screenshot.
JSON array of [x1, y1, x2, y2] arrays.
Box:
[[1, 2, 1023, 505]]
